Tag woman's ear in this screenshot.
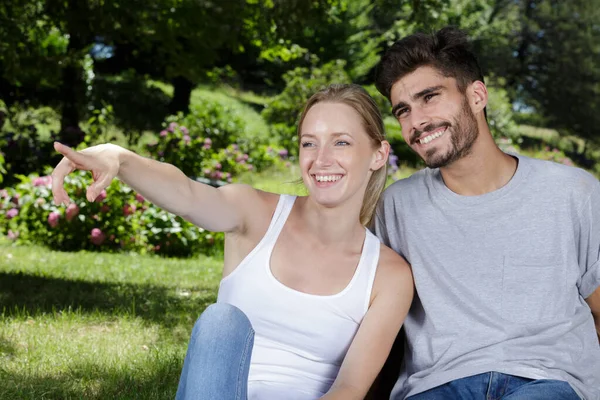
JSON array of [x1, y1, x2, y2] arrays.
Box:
[[371, 141, 391, 171]]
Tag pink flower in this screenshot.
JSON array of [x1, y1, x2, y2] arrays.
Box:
[[0, 189, 8, 199], [48, 211, 60, 228], [214, 171, 223, 180], [35, 198, 46, 206], [204, 138, 212, 145], [168, 122, 178, 132], [66, 203, 79, 221], [6, 208, 18, 219], [215, 163, 222, 170], [95, 190, 107, 202], [180, 126, 189, 135], [183, 135, 191, 144], [203, 143, 211, 150], [160, 130, 168, 137], [123, 204, 136, 216], [10, 194, 19, 205], [203, 168, 211, 176], [33, 176, 52, 187], [7, 230, 18, 240], [90, 228, 105, 246], [135, 193, 145, 203]]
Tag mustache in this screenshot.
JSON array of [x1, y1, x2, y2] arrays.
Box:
[[412, 122, 451, 144]]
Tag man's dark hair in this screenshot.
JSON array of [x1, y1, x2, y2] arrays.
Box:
[[375, 27, 485, 101]]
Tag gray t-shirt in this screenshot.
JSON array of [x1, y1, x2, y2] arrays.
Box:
[[374, 154, 600, 400]]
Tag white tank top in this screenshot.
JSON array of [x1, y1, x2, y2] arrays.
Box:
[[217, 194, 381, 399]]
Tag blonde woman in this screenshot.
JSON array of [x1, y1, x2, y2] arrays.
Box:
[[51, 84, 413, 400]]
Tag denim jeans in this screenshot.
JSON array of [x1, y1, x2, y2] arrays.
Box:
[[406, 371, 581, 400], [175, 303, 254, 400]]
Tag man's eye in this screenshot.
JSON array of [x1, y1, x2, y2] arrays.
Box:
[[396, 108, 408, 118], [424, 93, 438, 102]]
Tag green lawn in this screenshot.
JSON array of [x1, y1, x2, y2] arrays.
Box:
[[0, 241, 223, 399]]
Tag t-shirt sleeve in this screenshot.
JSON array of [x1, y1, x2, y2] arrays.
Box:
[[372, 202, 391, 247], [578, 179, 600, 299]]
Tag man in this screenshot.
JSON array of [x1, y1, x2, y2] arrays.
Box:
[[373, 26, 600, 400]]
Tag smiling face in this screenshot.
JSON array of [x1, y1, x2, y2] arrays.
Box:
[[390, 66, 480, 169], [299, 101, 385, 209]]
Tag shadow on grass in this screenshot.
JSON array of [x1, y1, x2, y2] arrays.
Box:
[[0, 272, 216, 328], [0, 352, 183, 400], [0, 333, 17, 357]]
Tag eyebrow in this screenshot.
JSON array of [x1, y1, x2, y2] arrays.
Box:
[[391, 85, 445, 116], [300, 132, 352, 139]]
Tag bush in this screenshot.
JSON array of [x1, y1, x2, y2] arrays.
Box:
[[146, 118, 287, 180], [0, 171, 223, 257], [261, 60, 351, 156], [0, 104, 62, 186], [486, 81, 519, 140]]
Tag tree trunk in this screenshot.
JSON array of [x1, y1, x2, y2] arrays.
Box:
[[169, 76, 194, 115], [58, 1, 89, 147]]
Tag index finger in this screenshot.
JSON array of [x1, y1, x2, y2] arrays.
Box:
[[54, 142, 88, 167], [51, 156, 76, 205]]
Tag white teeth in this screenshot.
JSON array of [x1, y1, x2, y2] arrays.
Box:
[[315, 175, 342, 182], [420, 129, 446, 144]]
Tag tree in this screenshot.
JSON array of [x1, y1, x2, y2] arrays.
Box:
[[515, 0, 600, 143]]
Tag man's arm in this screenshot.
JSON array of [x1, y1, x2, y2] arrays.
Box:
[[586, 286, 600, 343], [321, 247, 414, 400]]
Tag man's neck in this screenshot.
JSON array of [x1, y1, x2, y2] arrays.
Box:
[[439, 134, 518, 196]]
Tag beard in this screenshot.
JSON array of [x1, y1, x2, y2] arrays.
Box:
[[417, 99, 479, 169]]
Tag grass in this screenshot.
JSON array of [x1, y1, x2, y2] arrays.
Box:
[[0, 242, 223, 399]]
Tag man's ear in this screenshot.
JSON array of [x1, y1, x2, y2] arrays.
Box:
[[468, 80, 488, 114], [372, 141, 391, 171]]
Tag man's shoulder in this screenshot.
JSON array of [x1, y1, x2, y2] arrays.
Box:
[[521, 154, 599, 197], [382, 168, 431, 200]]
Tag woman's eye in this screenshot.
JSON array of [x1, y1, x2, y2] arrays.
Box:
[[335, 141, 349, 146], [301, 142, 314, 148]]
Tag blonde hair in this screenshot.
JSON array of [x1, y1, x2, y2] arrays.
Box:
[[296, 84, 388, 226]]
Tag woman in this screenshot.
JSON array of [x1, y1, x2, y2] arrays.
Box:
[[51, 84, 413, 399]]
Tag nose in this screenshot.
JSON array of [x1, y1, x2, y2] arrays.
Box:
[[315, 145, 334, 167], [409, 106, 431, 136]]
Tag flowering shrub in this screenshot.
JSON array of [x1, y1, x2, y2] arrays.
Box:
[[146, 120, 288, 181], [0, 171, 223, 257]]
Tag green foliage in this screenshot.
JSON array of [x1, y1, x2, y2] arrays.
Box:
[[0, 104, 61, 186], [0, 171, 222, 257], [516, 0, 600, 143], [486, 81, 519, 140], [91, 73, 172, 144], [145, 119, 286, 182], [0, 151, 6, 184], [261, 60, 351, 155]]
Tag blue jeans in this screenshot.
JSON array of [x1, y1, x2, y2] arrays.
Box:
[[176, 303, 255, 400], [406, 371, 581, 400]]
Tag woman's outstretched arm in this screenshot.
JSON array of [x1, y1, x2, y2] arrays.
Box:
[[51, 142, 259, 233]]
